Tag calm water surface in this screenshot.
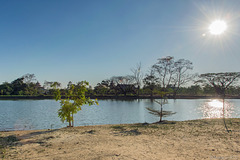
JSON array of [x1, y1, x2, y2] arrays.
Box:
[[0, 99, 239, 131]]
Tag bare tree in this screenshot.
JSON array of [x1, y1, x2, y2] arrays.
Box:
[[152, 56, 175, 90], [200, 72, 240, 96], [152, 56, 195, 97], [172, 59, 196, 97], [146, 92, 176, 122], [23, 73, 36, 85], [44, 81, 61, 89], [43, 81, 52, 89], [200, 72, 240, 133], [131, 63, 143, 96]]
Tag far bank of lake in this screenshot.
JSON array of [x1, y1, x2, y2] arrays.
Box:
[[0, 95, 240, 100]]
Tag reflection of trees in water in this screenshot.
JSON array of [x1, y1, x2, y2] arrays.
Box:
[[201, 99, 234, 119], [108, 98, 137, 102]]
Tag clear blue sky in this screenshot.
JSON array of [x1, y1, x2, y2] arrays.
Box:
[[1, 0, 240, 87]]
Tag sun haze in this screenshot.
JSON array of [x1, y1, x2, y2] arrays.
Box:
[[209, 20, 227, 35]]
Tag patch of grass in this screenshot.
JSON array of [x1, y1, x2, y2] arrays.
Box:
[[0, 144, 6, 159], [148, 125, 159, 129], [111, 125, 125, 131], [37, 149, 45, 153], [0, 135, 19, 146], [82, 130, 96, 134], [157, 124, 172, 130], [130, 124, 159, 129], [5, 135, 18, 144], [45, 144, 52, 147], [0, 135, 19, 158], [119, 129, 141, 136], [36, 141, 45, 145], [130, 123, 149, 128], [43, 136, 54, 140]]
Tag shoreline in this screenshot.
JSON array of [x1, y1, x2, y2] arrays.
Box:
[[0, 118, 238, 132], [1, 118, 240, 159], [0, 118, 228, 132], [0, 95, 240, 100]]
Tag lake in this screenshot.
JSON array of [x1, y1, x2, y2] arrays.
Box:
[[0, 99, 240, 131]]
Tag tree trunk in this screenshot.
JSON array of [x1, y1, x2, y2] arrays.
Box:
[[222, 96, 229, 133], [159, 106, 163, 122], [173, 86, 180, 99], [173, 91, 177, 99], [72, 112, 74, 127], [137, 86, 140, 97], [68, 114, 72, 127]]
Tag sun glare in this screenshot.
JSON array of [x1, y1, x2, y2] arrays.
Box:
[[209, 20, 227, 35], [201, 99, 234, 119]]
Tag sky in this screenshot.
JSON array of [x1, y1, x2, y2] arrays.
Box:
[[1, 0, 240, 87]]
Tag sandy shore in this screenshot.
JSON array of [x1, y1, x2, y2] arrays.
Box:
[[1, 119, 240, 160]]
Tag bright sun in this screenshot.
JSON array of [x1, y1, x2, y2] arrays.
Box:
[[209, 20, 227, 35]]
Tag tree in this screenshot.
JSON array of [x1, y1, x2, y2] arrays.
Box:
[[187, 85, 203, 95], [94, 79, 117, 96], [44, 81, 61, 95], [23, 74, 37, 95], [200, 72, 240, 132], [200, 72, 240, 96], [202, 84, 216, 95], [43, 81, 60, 89], [11, 77, 27, 95], [110, 76, 136, 96], [52, 81, 98, 127], [152, 56, 195, 97], [226, 86, 240, 96], [146, 92, 176, 122], [0, 82, 13, 95], [94, 83, 109, 96], [172, 59, 196, 97], [131, 63, 143, 96], [35, 81, 43, 95], [143, 69, 159, 97], [152, 56, 175, 90], [23, 73, 36, 85]]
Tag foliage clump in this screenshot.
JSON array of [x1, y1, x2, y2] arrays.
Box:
[[52, 81, 98, 127]]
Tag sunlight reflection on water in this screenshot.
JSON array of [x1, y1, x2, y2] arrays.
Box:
[[200, 99, 234, 118]]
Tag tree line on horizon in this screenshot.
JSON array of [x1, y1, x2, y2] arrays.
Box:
[[1, 56, 240, 98]]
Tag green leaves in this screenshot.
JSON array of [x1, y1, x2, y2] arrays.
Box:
[[53, 81, 98, 127], [53, 89, 61, 101]]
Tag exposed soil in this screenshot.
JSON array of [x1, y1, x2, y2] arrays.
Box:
[[1, 119, 240, 160]]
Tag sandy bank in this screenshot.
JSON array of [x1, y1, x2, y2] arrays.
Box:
[[1, 119, 240, 160]]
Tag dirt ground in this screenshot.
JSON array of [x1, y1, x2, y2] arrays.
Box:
[[1, 119, 240, 160]]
